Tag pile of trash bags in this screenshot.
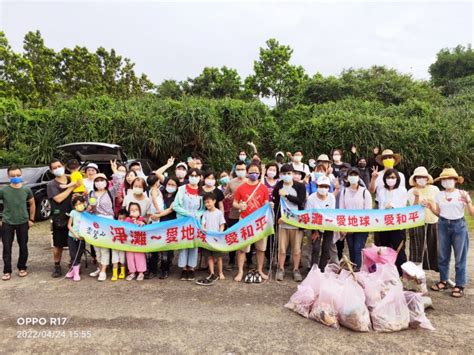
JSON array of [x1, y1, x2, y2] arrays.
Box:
[[285, 245, 434, 332]]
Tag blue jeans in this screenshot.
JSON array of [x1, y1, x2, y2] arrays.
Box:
[[178, 247, 198, 269], [438, 217, 469, 287], [346, 232, 368, 269]]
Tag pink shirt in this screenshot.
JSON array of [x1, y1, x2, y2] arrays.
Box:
[[339, 186, 372, 210]]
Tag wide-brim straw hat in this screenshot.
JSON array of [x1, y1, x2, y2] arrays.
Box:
[[375, 149, 402, 166], [93, 173, 108, 181], [409, 166, 434, 186], [316, 154, 331, 163], [433, 168, 464, 184]]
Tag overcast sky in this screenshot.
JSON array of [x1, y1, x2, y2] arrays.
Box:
[[1, 0, 473, 84]]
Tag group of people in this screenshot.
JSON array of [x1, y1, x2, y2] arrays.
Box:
[[1, 145, 472, 297]]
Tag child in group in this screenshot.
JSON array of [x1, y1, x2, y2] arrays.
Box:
[[66, 195, 87, 281], [146, 174, 164, 279], [61, 159, 86, 196], [196, 192, 226, 286], [111, 209, 128, 281], [125, 202, 147, 281]]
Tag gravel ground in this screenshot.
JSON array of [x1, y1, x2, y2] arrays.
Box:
[[0, 221, 472, 353]]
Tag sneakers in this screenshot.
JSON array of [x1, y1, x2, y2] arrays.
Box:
[[89, 268, 100, 277], [180, 270, 188, 281], [196, 274, 219, 286], [145, 271, 157, 280], [51, 264, 62, 278], [98, 272, 107, 281], [293, 269, 302, 282], [159, 270, 169, 279], [276, 269, 285, 281], [126, 273, 136, 281], [187, 270, 196, 281], [136, 273, 145, 281]]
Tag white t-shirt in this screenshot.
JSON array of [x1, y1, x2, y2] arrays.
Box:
[[291, 162, 310, 176], [435, 189, 467, 220], [122, 194, 151, 217], [202, 209, 226, 232], [84, 178, 95, 193], [378, 187, 408, 209], [305, 192, 336, 210], [375, 171, 406, 204]]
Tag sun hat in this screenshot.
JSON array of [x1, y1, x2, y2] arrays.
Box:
[[375, 149, 402, 166], [409, 166, 434, 186], [316, 154, 331, 163], [433, 168, 464, 184]]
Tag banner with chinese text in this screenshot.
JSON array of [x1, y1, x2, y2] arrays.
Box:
[[79, 204, 275, 252], [280, 198, 425, 232]]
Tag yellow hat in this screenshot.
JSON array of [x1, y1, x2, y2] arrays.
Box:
[[409, 166, 434, 186], [433, 168, 464, 184], [375, 149, 402, 166]]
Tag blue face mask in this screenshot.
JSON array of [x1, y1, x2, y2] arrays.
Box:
[[10, 177, 23, 184]]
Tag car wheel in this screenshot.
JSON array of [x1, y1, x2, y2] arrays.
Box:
[[36, 196, 52, 221]]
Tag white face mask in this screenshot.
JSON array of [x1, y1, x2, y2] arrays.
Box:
[[175, 170, 186, 179], [166, 186, 177, 194], [386, 178, 397, 187], [348, 176, 359, 185], [266, 171, 276, 178], [441, 179, 455, 190], [132, 187, 144, 195], [95, 181, 107, 190], [235, 170, 246, 178], [204, 179, 215, 187], [318, 187, 329, 196], [416, 178, 427, 187], [189, 176, 200, 185], [239, 155, 247, 161], [293, 156, 302, 163], [116, 171, 126, 178], [53, 167, 65, 177]]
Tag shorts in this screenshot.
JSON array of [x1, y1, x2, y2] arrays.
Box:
[[95, 247, 111, 266], [52, 227, 69, 248], [278, 228, 303, 255], [111, 249, 126, 264], [201, 249, 225, 259], [240, 237, 268, 253]]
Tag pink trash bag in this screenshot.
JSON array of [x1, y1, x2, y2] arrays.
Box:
[[362, 244, 398, 272], [285, 265, 322, 318], [404, 291, 435, 331], [371, 282, 410, 332], [336, 277, 372, 332], [309, 272, 343, 328]]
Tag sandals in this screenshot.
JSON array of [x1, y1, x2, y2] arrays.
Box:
[[451, 286, 464, 298], [431, 281, 449, 291], [18, 270, 28, 277], [2, 273, 11, 281]]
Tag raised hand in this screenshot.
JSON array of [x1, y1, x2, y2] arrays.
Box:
[[371, 166, 379, 178]]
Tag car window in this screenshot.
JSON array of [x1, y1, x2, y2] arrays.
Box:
[[0, 167, 43, 183]]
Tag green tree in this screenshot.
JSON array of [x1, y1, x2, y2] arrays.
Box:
[[156, 79, 183, 99], [22, 30, 58, 106], [184, 66, 242, 99], [247, 38, 307, 106], [429, 44, 474, 89]]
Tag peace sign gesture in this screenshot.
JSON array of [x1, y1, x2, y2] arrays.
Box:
[[371, 166, 379, 178], [460, 190, 472, 205]]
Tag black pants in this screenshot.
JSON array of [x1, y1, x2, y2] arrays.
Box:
[[311, 231, 334, 272], [379, 229, 407, 275], [160, 251, 174, 272], [68, 238, 85, 266], [2, 222, 29, 274], [336, 239, 344, 260], [227, 218, 239, 265]]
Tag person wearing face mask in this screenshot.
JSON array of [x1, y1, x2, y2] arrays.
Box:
[[173, 168, 205, 281], [331, 149, 345, 178], [339, 168, 372, 270], [59, 159, 86, 197], [288, 150, 310, 178], [225, 161, 248, 270], [87, 173, 119, 282], [378, 169, 408, 275], [427, 168, 474, 298], [47, 159, 79, 278], [233, 164, 270, 282], [218, 171, 232, 223], [150, 177, 179, 279], [129, 161, 147, 179], [307, 163, 336, 196], [0, 165, 36, 281], [65, 195, 87, 281], [407, 167, 440, 271], [356, 157, 371, 187], [122, 177, 152, 220], [200, 171, 225, 212], [272, 164, 307, 282], [263, 163, 279, 199], [275, 151, 286, 169], [155, 157, 189, 187], [83, 163, 99, 193], [306, 176, 338, 272], [110, 161, 128, 217]]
